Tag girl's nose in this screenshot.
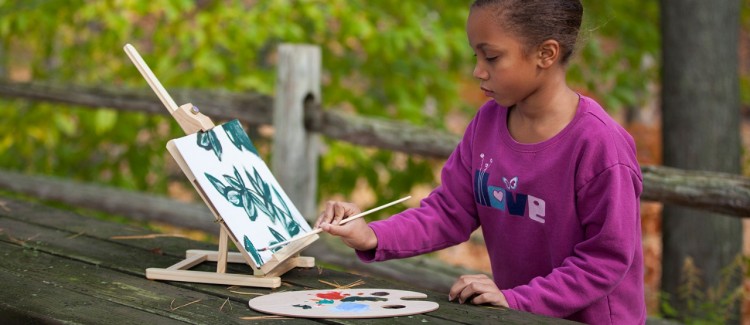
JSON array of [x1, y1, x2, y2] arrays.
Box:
[[473, 64, 489, 80]]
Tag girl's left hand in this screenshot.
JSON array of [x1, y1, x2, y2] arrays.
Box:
[[448, 274, 509, 307]]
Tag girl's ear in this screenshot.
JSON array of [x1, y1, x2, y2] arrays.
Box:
[[536, 39, 560, 68]]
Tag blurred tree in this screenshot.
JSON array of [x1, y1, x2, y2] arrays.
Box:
[[0, 0, 473, 207], [0, 0, 661, 210], [661, 0, 743, 323]]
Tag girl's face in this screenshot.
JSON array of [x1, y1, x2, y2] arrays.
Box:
[[467, 7, 541, 107]]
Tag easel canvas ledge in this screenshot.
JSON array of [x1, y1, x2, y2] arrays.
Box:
[[123, 43, 317, 288]]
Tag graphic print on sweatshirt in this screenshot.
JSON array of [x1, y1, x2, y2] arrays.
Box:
[[474, 153, 546, 224]]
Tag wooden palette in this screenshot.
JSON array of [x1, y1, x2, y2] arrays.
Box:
[[248, 289, 439, 318]]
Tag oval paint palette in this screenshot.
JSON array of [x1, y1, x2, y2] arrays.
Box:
[[248, 289, 439, 318]]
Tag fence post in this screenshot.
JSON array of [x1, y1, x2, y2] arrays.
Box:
[[272, 44, 321, 222]]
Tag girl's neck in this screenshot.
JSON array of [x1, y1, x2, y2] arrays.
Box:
[[507, 74, 579, 144]]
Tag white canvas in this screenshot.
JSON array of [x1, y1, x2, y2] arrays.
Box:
[[170, 119, 312, 267]]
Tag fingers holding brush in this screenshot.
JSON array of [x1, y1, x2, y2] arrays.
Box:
[[314, 200, 377, 251], [314, 201, 361, 228], [308, 196, 410, 251]]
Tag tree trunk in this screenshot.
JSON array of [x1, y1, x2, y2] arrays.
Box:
[[661, 0, 742, 322]]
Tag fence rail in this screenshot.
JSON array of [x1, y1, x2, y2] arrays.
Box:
[[0, 79, 457, 158]]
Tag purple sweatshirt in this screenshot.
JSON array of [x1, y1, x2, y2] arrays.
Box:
[[357, 96, 645, 324]]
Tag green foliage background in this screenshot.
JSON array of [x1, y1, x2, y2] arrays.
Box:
[[0, 0, 723, 211]]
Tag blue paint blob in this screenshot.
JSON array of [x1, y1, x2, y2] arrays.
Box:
[[293, 304, 312, 310], [333, 302, 369, 312]]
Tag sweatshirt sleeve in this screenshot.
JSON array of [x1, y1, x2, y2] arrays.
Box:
[[502, 163, 643, 317], [356, 116, 482, 262]]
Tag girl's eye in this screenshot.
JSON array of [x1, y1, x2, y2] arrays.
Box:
[[472, 52, 497, 62]]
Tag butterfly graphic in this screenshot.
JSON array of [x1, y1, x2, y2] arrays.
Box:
[[503, 176, 518, 190]]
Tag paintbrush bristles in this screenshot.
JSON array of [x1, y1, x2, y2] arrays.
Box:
[[258, 196, 411, 252]]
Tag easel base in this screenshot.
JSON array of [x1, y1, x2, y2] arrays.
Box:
[[146, 250, 315, 288]]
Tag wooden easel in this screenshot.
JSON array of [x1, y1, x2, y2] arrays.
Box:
[[124, 44, 317, 288]]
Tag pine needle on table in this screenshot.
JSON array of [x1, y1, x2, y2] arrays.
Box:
[[111, 234, 190, 240], [170, 298, 201, 311], [66, 232, 85, 239], [229, 290, 265, 295], [220, 297, 232, 311], [0, 201, 10, 212], [318, 279, 365, 289]]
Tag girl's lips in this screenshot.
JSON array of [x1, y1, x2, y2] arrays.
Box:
[[481, 87, 494, 97]]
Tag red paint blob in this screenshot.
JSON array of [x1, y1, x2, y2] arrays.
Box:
[[316, 291, 347, 300]]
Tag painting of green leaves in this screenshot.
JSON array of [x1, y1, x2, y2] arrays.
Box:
[[170, 119, 311, 267]]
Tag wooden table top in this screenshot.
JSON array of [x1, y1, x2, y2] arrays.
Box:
[[0, 195, 577, 324]]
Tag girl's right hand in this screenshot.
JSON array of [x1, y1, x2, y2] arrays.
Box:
[[314, 201, 378, 251]]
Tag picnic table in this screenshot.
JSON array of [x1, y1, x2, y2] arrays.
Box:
[[0, 194, 577, 324]]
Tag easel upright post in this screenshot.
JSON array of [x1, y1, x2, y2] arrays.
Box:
[[272, 44, 321, 222]]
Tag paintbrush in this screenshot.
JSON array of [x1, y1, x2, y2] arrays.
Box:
[[258, 196, 411, 252]]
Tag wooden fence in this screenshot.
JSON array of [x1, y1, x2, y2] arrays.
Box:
[[1, 43, 748, 220]]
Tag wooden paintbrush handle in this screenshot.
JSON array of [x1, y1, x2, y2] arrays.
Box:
[[259, 196, 412, 251]]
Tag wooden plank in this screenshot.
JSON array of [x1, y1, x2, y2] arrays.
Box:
[[0, 280, 183, 325], [0, 209, 269, 296], [0, 214, 276, 295], [0, 221, 321, 324], [0, 216, 182, 274], [0, 250, 184, 325], [0, 197, 291, 292], [0, 242, 283, 324], [0, 196, 216, 257]]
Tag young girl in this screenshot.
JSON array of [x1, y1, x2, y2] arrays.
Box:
[[314, 0, 645, 323]]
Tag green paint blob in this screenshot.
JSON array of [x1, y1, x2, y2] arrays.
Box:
[[316, 299, 334, 305], [223, 119, 259, 156]]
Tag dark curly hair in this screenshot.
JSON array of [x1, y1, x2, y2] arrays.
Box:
[[471, 0, 583, 64]]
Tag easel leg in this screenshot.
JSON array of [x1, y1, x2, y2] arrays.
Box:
[[217, 227, 229, 274]]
